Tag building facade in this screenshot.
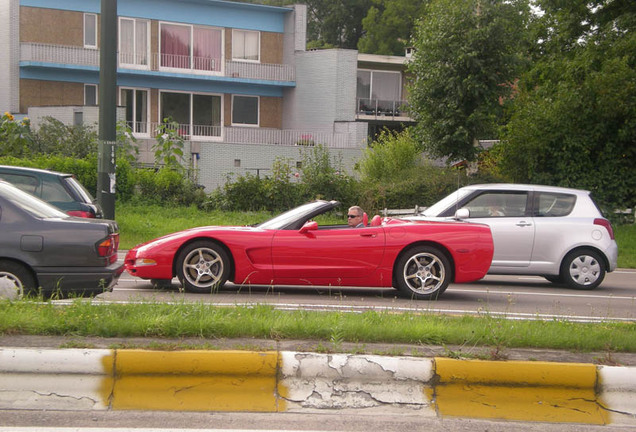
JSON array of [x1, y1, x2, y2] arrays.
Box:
[[1, 0, 413, 191]]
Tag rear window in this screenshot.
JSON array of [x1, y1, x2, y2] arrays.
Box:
[[533, 192, 576, 217], [0, 173, 39, 194], [41, 178, 75, 203], [63, 176, 96, 203], [0, 182, 67, 218]]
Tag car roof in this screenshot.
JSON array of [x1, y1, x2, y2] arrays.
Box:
[[460, 183, 590, 195], [0, 165, 72, 178]]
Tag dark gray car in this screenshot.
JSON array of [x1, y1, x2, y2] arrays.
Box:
[[0, 165, 103, 218], [0, 181, 123, 299]]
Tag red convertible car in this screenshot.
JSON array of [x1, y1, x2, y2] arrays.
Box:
[[125, 200, 494, 300]]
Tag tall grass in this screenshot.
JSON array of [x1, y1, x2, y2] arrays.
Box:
[[1, 300, 635, 354]]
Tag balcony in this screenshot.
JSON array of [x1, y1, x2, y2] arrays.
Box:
[[356, 98, 413, 122], [127, 121, 358, 148], [20, 42, 295, 83]]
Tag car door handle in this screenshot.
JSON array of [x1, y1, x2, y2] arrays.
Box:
[[516, 221, 532, 227], [360, 233, 377, 238]]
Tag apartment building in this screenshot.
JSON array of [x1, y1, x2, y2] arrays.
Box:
[[1, 0, 412, 191]]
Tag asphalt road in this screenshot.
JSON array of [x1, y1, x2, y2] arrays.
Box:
[[96, 269, 636, 323]]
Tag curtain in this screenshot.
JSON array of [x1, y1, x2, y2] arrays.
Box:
[[161, 24, 190, 68]]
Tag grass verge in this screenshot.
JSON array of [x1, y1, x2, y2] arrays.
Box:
[[1, 300, 635, 358]]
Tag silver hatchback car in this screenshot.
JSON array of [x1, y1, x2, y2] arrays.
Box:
[[409, 184, 618, 290]]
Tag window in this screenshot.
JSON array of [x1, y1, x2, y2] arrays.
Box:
[[356, 70, 402, 114], [464, 192, 528, 218], [234, 159, 241, 167], [160, 23, 222, 72], [84, 13, 97, 48], [120, 18, 149, 67], [160, 91, 222, 139], [534, 193, 576, 217], [84, 84, 98, 106], [232, 30, 259, 62], [120, 88, 149, 135], [232, 95, 258, 126]]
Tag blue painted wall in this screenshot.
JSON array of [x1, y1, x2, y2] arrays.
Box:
[[20, 0, 290, 32]]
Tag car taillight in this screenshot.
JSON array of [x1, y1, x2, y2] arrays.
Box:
[[594, 218, 615, 240], [67, 210, 95, 218], [97, 234, 119, 263]]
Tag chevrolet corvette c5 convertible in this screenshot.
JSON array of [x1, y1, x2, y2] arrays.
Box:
[[125, 200, 494, 300]]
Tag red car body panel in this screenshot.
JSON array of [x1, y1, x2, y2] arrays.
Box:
[[125, 214, 494, 289]]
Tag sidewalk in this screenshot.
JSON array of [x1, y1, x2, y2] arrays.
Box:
[[1, 336, 635, 426]]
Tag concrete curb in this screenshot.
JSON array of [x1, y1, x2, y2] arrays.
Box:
[[0, 348, 635, 425]]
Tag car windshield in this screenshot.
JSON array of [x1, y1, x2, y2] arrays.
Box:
[[0, 182, 68, 219], [257, 201, 333, 230], [422, 188, 474, 216]]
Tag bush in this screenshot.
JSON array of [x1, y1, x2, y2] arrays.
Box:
[[133, 167, 205, 206]]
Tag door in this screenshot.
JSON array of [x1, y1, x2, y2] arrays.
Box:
[[271, 225, 385, 281], [461, 191, 535, 267]]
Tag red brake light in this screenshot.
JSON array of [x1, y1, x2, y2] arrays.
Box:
[[97, 234, 119, 263], [594, 218, 615, 240], [67, 210, 95, 218]]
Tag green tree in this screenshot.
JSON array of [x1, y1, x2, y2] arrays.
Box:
[[357, 128, 420, 181], [500, 0, 636, 210], [358, 0, 428, 55], [408, 0, 530, 162]]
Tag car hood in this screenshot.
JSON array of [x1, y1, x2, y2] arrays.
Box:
[[131, 225, 259, 250]]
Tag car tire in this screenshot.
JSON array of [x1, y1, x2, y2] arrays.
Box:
[[0, 260, 37, 299], [560, 249, 606, 290], [394, 246, 452, 300], [176, 241, 230, 293]]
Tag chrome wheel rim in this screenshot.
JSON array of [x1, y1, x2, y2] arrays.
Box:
[[403, 252, 445, 294], [568, 254, 601, 286], [182, 247, 224, 289]]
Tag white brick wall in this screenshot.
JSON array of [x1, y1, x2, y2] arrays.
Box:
[[196, 141, 363, 191]]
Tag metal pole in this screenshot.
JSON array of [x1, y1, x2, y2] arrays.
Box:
[[98, 0, 117, 219]]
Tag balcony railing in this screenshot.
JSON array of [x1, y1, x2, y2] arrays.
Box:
[[21, 42, 295, 82], [127, 121, 357, 148], [356, 98, 412, 120]]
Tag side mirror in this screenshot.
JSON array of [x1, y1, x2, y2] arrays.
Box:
[[454, 208, 470, 220], [299, 220, 318, 234]]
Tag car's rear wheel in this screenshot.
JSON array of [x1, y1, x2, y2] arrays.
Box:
[[561, 249, 606, 290], [176, 241, 230, 293], [395, 246, 451, 300], [0, 260, 37, 299]]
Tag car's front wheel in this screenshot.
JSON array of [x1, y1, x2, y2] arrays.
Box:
[[176, 241, 230, 293], [561, 249, 606, 290], [0, 260, 37, 299], [394, 246, 452, 300]]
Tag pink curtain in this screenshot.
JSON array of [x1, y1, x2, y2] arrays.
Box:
[[161, 24, 190, 69], [193, 27, 221, 72]]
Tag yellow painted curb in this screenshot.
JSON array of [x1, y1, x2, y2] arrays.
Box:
[[114, 350, 279, 376], [435, 358, 597, 387], [434, 358, 608, 424], [107, 350, 284, 412]]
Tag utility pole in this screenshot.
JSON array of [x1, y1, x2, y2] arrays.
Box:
[[97, 0, 117, 219]]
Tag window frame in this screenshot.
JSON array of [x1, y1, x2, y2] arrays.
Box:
[[231, 94, 259, 127], [84, 84, 98, 106], [232, 29, 260, 63], [119, 17, 150, 70], [119, 87, 150, 137], [158, 90, 224, 141], [158, 21, 224, 75], [84, 13, 98, 49]]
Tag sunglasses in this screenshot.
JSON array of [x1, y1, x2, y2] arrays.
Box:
[[347, 214, 360, 218]]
